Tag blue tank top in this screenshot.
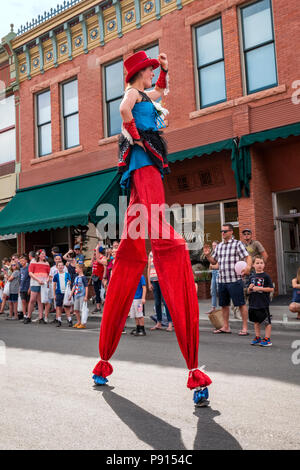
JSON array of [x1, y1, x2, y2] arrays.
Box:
[[120, 101, 161, 189]]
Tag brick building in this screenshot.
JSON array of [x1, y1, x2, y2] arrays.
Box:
[[0, 0, 299, 294], [0, 26, 19, 259]]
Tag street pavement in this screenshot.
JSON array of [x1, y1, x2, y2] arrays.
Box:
[[0, 310, 299, 450]]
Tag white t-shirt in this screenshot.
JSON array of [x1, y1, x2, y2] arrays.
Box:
[[58, 273, 66, 293]]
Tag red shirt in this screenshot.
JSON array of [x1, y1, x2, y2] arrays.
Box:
[[92, 258, 104, 279]]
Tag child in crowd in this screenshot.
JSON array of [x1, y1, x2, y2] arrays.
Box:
[[53, 261, 72, 328], [7, 261, 20, 320], [26, 249, 50, 325], [19, 255, 31, 320], [70, 263, 88, 329], [248, 256, 274, 347], [0, 274, 4, 308], [289, 267, 300, 320], [129, 274, 147, 336], [48, 254, 67, 320], [0, 258, 11, 314]]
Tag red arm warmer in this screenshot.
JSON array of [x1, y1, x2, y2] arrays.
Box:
[[123, 118, 141, 141], [155, 68, 168, 90]]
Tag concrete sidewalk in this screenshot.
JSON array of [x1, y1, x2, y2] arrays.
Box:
[[89, 299, 300, 329]]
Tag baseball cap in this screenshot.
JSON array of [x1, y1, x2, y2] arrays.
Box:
[[242, 228, 252, 234], [99, 246, 104, 253], [74, 244, 80, 250]]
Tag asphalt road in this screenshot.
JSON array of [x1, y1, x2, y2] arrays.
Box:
[[0, 316, 299, 450]]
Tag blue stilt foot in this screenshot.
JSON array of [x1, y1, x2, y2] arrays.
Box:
[[93, 374, 108, 386], [193, 387, 210, 407]]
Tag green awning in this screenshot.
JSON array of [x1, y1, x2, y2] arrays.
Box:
[[235, 121, 300, 198], [168, 138, 235, 163], [239, 121, 300, 148], [0, 168, 120, 235]]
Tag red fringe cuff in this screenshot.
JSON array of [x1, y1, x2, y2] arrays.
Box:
[[93, 360, 113, 378], [156, 69, 168, 89], [187, 369, 212, 390], [123, 118, 141, 141]]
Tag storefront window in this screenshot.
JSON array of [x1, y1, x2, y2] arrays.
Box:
[[167, 200, 239, 256]]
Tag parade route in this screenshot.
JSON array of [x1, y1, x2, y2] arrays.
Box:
[[0, 317, 299, 450]]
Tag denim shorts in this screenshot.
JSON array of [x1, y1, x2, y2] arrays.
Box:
[[9, 293, 18, 302], [31, 286, 41, 293], [218, 280, 245, 307]]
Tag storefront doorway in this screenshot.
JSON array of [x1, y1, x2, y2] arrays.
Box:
[[273, 189, 300, 294]]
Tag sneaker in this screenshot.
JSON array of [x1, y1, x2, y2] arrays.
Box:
[[92, 308, 101, 314], [73, 323, 81, 328], [122, 328, 126, 334], [56, 320, 62, 328], [50, 318, 58, 324], [251, 336, 261, 346], [24, 317, 31, 324], [130, 328, 137, 335], [68, 320, 73, 327], [260, 337, 272, 347], [18, 313, 24, 320], [77, 324, 86, 329], [133, 328, 146, 336], [38, 318, 46, 324]]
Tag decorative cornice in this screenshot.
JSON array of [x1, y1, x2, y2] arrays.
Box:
[[14, 0, 194, 81]]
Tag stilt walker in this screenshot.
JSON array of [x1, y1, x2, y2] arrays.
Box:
[[92, 51, 212, 406]]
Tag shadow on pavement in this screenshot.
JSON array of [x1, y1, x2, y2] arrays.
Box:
[[96, 387, 241, 450], [1, 318, 299, 387]]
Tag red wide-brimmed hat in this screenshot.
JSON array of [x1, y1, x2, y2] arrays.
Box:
[[124, 51, 159, 83]]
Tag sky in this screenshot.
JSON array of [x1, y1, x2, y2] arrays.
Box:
[[0, 0, 68, 39]]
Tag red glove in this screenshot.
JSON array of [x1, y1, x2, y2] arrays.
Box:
[[156, 68, 168, 90], [123, 118, 141, 141]]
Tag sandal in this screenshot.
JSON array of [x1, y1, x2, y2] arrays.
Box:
[[165, 327, 173, 332], [213, 329, 231, 334], [239, 330, 249, 336], [150, 324, 163, 331]]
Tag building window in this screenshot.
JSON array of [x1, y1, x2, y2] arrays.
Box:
[[0, 95, 16, 164], [241, 0, 277, 94], [62, 79, 79, 149], [143, 44, 160, 90], [104, 60, 124, 137], [195, 18, 226, 108], [37, 90, 52, 157]]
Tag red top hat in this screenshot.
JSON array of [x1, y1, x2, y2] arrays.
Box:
[[124, 51, 159, 83]]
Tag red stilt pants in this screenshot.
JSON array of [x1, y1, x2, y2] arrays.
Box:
[[93, 165, 212, 389]]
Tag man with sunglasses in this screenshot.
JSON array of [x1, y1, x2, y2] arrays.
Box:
[[204, 224, 252, 335]]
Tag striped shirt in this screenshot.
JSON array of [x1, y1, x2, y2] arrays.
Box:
[[212, 238, 249, 284]]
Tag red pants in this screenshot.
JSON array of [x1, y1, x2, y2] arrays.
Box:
[[93, 166, 211, 389]]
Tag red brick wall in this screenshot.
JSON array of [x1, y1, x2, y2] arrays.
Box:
[[238, 147, 278, 289]]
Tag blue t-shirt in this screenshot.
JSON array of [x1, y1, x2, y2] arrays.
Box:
[[134, 275, 146, 299], [20, 265, 30, 292], [73, 275, 88, 299], [53, 272, 71, 294], [75, 254, 85, 264]]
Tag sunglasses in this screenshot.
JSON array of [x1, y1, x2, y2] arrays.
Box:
[[220, 230, 232, 233]]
